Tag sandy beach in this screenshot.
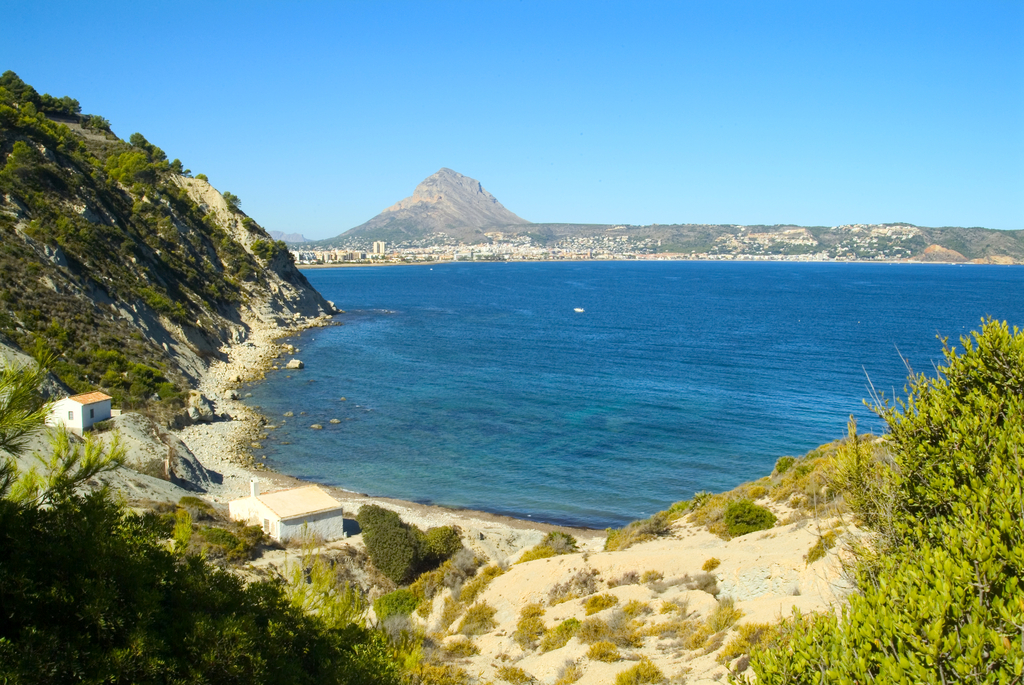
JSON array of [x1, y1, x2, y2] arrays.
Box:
[[170, 313, 602, 562]]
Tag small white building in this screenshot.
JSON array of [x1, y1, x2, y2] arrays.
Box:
[[229, 480, 346, 542], [47, 391, 112, 434]]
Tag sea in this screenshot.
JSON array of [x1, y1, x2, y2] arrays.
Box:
[[242, 261, 1024, 529]]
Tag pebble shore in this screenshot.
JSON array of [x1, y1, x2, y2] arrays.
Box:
[[172, 313, 599, 559], [175, 315, 333, 502]]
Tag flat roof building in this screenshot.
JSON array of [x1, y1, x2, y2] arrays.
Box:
[[228, 480, 346, 542]]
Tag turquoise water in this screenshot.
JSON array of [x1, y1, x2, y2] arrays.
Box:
[[244, 261, 1024, 528]]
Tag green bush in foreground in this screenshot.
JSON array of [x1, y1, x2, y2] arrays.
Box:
[[0, 478, 397, 685], [374, 588, 420, 622], [540, 618, 581, 652], [723, 499, 776, 537], [773, 456, 795, 475], [748, 320, 1024, 684], [357, 504, 462, 584]]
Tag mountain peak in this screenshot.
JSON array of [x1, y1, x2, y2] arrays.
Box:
[[343, 169, 529, 242]]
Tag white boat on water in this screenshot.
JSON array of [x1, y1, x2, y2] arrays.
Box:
[[574, 308, 585, 313]]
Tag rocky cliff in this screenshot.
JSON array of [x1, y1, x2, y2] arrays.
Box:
[[0, 71, 334, 414]]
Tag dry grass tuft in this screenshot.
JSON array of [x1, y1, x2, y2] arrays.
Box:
[[496, 665, 534, 684], [457, 602, 497, 636], [584, 593, 619, 615], [587, 640, 622, 662]]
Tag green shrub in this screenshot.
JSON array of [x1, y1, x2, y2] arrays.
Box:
[[584, 593, 618, 615], [750, 320, 1024, 683], [586, 640, 621, 662], [357, 505, 422, 584], [576, 617, 611, 644], [517, 545, 556, 563], [746, 484, 767, 499], [540, 618, 581, 652], [374, 588, 420, 622], [774, 456, 795, 475], [442, 637, 479, 657], [702, 557, 721, 572], [723, 500, 776, 537], [459, 563, 503, 604], [682, 622, 713, 650], [614, 658, 665, 685], [424, 525, 463, 562], [457, 602, 496, 636], [513, 603, 546, 649], [192, 523, 264, 561], [518, 531, 579, 563], [604, 510, 672, 551], [410, 549, 480, 608], [177, 496, 214, 520], [622, 600, 651, 619], [438, 596, 463, 632], [717, 621, 778, 664], [358, 506, 460, 585]]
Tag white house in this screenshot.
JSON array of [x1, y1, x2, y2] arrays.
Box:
[[228, 480, 346, 542], [47, 391, 112, 434]]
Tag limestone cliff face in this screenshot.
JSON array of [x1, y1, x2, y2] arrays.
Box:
[[0, 72, 335, 404], [344, 168, 529, 242]]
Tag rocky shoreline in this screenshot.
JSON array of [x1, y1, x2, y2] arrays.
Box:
[[170, 312, 597, 560]]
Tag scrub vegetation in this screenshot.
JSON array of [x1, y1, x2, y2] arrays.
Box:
[[0, 364, 398, 684], [0, 71, 314, 420], [746, 319, 1024, 683]]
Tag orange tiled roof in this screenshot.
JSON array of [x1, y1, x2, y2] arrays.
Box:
[[67, 392, 112, 405]]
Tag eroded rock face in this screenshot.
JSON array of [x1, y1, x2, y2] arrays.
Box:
[[96, 412, 213, 492], [187, 392, 217, 423]]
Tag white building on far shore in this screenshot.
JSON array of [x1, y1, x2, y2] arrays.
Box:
[[229, 480, 346, 542], [47, 391, 112, 434]]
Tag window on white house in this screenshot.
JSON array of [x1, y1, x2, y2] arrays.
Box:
[[90, 408, 94, 418], [68, 410, 73, 420], [263, 518, 270, 532]]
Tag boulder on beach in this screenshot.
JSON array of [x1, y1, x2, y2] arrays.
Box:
[[286, 359, 304, 370]]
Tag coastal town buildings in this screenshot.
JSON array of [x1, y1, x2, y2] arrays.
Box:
[[284, 224, 989, 265]]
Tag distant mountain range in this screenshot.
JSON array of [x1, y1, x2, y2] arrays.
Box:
[[338, 168, 528, 243], [268, 231, 309, 243], [301, 169, 1023, 264]]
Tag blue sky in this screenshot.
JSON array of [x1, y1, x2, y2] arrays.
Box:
[[4, 1, 1022, 238]]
